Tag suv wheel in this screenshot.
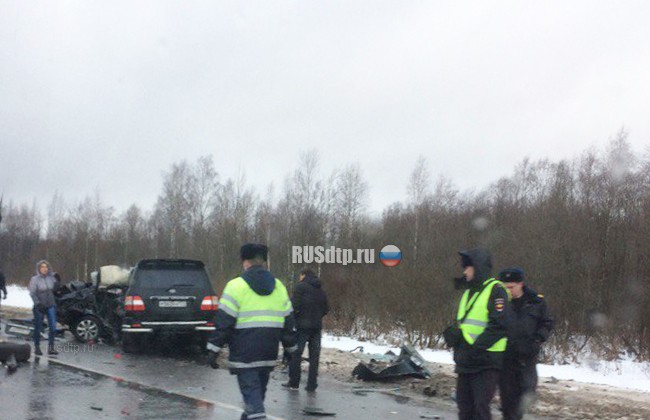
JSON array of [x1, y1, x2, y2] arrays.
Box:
[[72, 315, 102, 343]]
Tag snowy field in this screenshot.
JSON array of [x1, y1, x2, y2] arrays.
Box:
[[4, 284, 35, 308], [4, 285, 650, 392], [322, 334, 650, 393]]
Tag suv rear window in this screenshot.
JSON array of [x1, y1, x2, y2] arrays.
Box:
[[133, 260, 211, 289], [135, 268, 209, 289]]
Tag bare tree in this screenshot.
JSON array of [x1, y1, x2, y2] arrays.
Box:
[[3, 136, 650, 360], [333, 163, 368, 245], [154, 160, 195, 257], [407, 156, 430, 267]]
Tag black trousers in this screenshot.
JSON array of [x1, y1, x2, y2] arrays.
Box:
[[457, 369, 499, 420], [288, 328, 321, 390], [499, 359, 538, 420]]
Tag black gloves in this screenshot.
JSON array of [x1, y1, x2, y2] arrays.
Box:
[[207, 351, 220, 369], [442, 325, 462, 348], [453, 276, 468, 290]]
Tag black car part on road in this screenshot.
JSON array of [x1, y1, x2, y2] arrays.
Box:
[[0, 341, 31, 363], [352, 344, 432, 381]]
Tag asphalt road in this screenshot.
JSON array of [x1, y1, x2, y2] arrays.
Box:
[[0, 328, 456, 420]]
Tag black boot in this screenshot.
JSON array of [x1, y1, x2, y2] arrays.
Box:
[[34, 345, 43, 356], [282, 382, 299, 391], [48, 345, 58, 355]]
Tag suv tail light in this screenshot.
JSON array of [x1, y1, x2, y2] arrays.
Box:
[[125, 295, 146, 311], [200, 296, 219, 311]]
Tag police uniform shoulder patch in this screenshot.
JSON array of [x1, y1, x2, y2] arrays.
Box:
[[494, 297, 505, 312]]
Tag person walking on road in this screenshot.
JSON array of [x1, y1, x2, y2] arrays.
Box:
[[498, 267, 554, 420], [28, 260, 60, 356], [207, 243, 297, 420], [443, 247, 511, 420], [283, 267, 329, 392]]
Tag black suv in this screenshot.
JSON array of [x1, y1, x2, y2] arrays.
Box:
[[121, 259, 218, 353]]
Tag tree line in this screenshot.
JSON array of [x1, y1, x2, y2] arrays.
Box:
[[1, 131, 649, 361]]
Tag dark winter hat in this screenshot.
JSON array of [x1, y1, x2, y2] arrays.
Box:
[[459, 251, 473, 268], [240, 243, 268, 261], [499, 267, 525, 282]]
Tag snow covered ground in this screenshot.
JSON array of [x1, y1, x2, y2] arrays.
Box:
[[4, 284, 35, 308], [4, 285, 650, 392], [322, 335, 650, 393]]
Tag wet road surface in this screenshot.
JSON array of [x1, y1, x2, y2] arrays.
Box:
[[0, 360, 220, 420], [1, 328, 458, 419]]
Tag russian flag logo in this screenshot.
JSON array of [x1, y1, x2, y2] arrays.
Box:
[[379, 245, 402, 267]]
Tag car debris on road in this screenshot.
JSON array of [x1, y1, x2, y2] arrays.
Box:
[[302, 406, 337, 416], [352, 344, 432, 381]]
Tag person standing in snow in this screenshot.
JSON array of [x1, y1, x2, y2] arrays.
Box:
[[498, 267, 554, 420], [28, 260, 60, 356], [283, 267, 329, 392], [0, 270, 7, 320], [206, 243, 297, 420], [0, 270, 7, 303], [443, 247, 511, 420]]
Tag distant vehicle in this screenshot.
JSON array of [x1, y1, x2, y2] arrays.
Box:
[[120, 259, 218, 353]]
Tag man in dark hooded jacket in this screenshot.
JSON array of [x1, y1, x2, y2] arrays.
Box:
[[446, 247, 511, 420], [284, 267, 329, 391], [207, 244, 297, 420]]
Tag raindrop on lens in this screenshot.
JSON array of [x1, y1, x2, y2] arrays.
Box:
[[472, 217, 489, 231]]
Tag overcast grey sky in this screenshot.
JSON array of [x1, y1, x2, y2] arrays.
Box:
[[1, 1, 649, 216]]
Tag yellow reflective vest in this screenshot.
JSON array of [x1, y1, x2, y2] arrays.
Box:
[[457, 278, 507, 352], [218, 276, 293, 330], [209, 273, 296, 369]]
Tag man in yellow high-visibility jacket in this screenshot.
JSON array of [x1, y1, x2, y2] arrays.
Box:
[[207, 243, 297, 420], [452, 247, 511, 420]]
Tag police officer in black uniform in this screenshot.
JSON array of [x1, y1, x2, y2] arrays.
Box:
[[498, 267, 554, 420]]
